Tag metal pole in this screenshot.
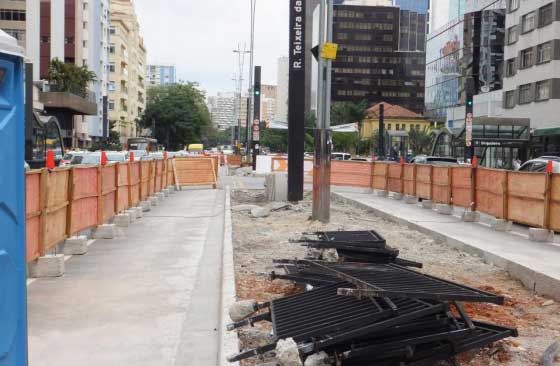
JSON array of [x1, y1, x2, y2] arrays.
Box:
[[247, 0, 256, 159]]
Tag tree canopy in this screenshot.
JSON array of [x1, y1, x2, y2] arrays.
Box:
[[139, 83, 211, 150], [47, 58, 96, 98], [330, 100, 369, 126]]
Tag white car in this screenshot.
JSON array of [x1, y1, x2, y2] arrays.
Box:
[[518, 157, 560, 173]]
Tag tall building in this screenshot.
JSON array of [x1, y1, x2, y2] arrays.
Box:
[[108, 0, 147, 143], [260, 84, 277, 123], [0, 0, 27, 48], [82, 0, 110, 142], [146, 63, 176, 87], [502, 0, 560, 155], [275, 56, 289, 122], [208, 92, 236, 130], [331, 4, 426, 114], [430, 0, 466, 31]]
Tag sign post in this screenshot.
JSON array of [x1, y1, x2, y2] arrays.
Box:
[[464, 77, 475, 162], [252, 119, 260, 170], [288, 0, 306, 202]]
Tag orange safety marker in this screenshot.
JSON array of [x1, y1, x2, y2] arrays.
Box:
[[547, 160, 553, 173], [46, 150, 55, 169], [472, 155, 478, 167], [101, 151, 107, 166], [163, 151, 168, 159], [399, 156, 405, 164], [129, 151, 135, 162]]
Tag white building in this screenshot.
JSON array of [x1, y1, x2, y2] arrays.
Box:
[[208, 92, 236, 130], [146, 63, 177, 87], [275, 56, 289, 123]]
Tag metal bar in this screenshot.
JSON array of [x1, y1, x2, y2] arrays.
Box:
[[226, 342, 277, 363], [226, 312, 271, 331]]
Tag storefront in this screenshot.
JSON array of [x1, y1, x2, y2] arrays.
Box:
[[530, 128, 560, 158]]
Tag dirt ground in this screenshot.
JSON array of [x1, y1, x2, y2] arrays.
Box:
[[231, 189, 560, 366]]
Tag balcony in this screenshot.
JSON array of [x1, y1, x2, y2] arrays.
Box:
[[40, 84, 97, 115]]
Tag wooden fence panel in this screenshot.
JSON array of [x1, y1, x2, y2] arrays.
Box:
[[402, 164, 415, 196], [507, 171, 547, 228], [451, 166, 473, 208], [415, 165, 432, 200], [69, 166, 99, 235], [331, 161, 373, 187], [175, 157, 217, 187], [101, 164, 117, 223], [26, 171, 42, 262], [149, 161, 156, 195], [116, 162, 130, 213], [140, 160, 150, 201], [550, 174, 560, 231], [44, 169, 70, 252], [432, 166, 451, 204], [156, 160, 164, 192], [130, 161, 141, 206], [387, 164, 403, 193], [372, 162, 388, 190], [228, 155, 242, 167], [476, 168, 506, 219], [166, 159, 175, 187]]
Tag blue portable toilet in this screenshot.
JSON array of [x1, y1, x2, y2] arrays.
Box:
[[0, 30, 27, 366]]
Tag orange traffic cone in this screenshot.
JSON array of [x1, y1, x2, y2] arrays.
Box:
[[547, 160, 553, 173], [101, 151, 107, 166], [472, 155, 478, 168], [129, 151, 135, 162], [46, 150, 55, 169]]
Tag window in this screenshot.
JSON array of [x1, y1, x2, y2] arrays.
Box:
[[109, 43, 115, 54], [522, 12, 536, 33], [507, 25, 518, 44], [537, 42, 552, 64], [539, 3, 553, 27], [505, 91, 516, 108], [520, 48, 533, 68], [506, 58, 516, 76], [0, 9, 26, 21], [109, 26, 116, 35], [337, 33, 348, 40], [387, 124, 392, 130], [536, 80, 551, 101], [108, 63, 115, 72], [108, 100, 115, 111], [108, 81, 116, 91], [508, 0, 519, 12], [519, 84, 532, 104]]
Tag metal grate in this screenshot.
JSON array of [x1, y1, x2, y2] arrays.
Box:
[[304, 261, 505, 304], [310, 230, 386, 247]]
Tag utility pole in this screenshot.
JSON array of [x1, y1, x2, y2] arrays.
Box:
[[233, 43, 250, 150], [378, 103, 385, 159], [247, 0, 257, 159], [312, 0, 333, 223], [252, 66, 261, 170]]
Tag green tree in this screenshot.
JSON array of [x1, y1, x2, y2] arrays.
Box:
[[330, 101, 368, 127], [90, 121, 122, 151], [409, 126, 434, 156], [261, 128, 289, 153], [139, 83, 211, 150], [332, 132, 359, 153], [47, 58, 96, 98]]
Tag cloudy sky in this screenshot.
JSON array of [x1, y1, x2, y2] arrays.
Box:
[[135, 0, 289, 97]]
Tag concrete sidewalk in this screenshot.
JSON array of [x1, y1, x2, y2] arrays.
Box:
[[333, 190, 560, 301], [27, 188, 226, 366]]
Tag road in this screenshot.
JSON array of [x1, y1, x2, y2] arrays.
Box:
[[27, 188, 225, 366]]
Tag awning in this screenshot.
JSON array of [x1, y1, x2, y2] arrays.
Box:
[[533, 127, 560, 137], [267, 120, 358, 132]]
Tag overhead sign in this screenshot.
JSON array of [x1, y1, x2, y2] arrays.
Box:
[[321, 42, 338, 60]]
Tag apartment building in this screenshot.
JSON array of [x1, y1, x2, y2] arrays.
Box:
[[275, 56, 289, 123], [502, 0, 560, 155], [146, 63, 176, 87], [208, 92, 236, 130], [108, 0, 147, 143], [0, 0, 26, 47]]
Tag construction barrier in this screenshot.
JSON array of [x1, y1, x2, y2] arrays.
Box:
[[331, 161, 373, 188], [476, 168, 507, 219], [402, 164, 416, 196], [24, 158, 177, 263], [372, 162, 388, 191], [451, 166, 473, 209], [507, 171, 547, 228], [174, 157, 218, 187], [227, 155, 242, 167], [432, 166, 452, 204], [387, 163, 403, 194]]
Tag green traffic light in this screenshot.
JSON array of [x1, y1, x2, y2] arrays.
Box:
[[255, 90, 260, 96], [467, 100, 473, 107]]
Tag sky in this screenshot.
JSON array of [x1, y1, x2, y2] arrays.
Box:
[[135, 0, 289, 97]]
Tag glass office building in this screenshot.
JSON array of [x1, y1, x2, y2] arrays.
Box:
[[394, 0, 429, 14]]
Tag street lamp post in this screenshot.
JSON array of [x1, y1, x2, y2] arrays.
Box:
[[247, 0, 257, 159], [233, 44, 250, 150]]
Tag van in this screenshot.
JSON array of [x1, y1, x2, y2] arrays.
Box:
[[188, 144, 204, 154]]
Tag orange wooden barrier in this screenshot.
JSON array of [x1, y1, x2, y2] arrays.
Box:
[[140, 160, 150, 201], [331, 161, 373, 187], [116, 163, 130, 213], [149, 160, 156, 196], [25, 171, 42, 262], [130, 161, 141, 206], [507, 171, 547, 228], [387, 163, 403, 193], [549, 174, 560, 231], [432, 166, 452, 204], [100, 164, 117, 224], [476, 168, 507, 219], [451, 166, 473, 208], [415, 165, 432, 200], [228, 155, 242, 167], [372, 162, 388, 190], [43, 169, 70, 253], [68, 166, 99, 236], [402, 164, 416, 196], [174, 157, 218, 187]]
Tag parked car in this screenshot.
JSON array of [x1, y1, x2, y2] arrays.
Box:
[[70, 153, 101, 165], [59, 151, 86, 167], [518, 157, 560, 173], [106, 152, 127, 162], [410, 155, 459, 165], [129, 150, 149, 161], [332, 152, 351, 161]]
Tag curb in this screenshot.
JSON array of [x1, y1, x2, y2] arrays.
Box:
[[219, 186, 239, 366], [332, 192, 560, 301]]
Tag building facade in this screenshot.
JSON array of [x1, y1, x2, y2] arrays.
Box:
[[361, 101, 432, 138], [146, 63, 176, 87], [502, 0, 560, 155], [0, 0, 27, 47], [108, 0, 147, 143], [208, 92, 236, 130], [275, 56, 289, 122], [332, 4, 426, 114]]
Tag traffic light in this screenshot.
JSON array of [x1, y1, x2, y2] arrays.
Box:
[[254, 66, 261, 121], [466, 97, 473, 108]]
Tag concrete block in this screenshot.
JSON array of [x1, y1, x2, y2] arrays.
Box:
[[375, 189, 388, 197], [265, 172, 288, 201], [421, 200, 433, 209], [435, 204, 453, 215], [491, 218, 512, 232], [114, 213, 131, 227], [63, 236, 88, 255], [251, 207, 270, 218], [462, 210, 480, 223], [148, 196, 159, 206], [28, 254, 65, 278], [93, 224, 117, 239], [404, 195, 418, 204], [156, 192, 165, 201], [529, 228, 554, 243], [124, 210, 137, 222], [139, 200, 151, 212], [130, 206, 143, 219], [162, 188, 170, 197], [168, 186, 176, 194], [390, 192, 403, 200]]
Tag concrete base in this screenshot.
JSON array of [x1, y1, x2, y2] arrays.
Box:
[[29, 254, 65, 278], [148, 196, 159, 206], [156, 192, 165, 201], [129, 206, 143, 219], [435, 204, 453, 215], [168, 186, 176, 194], [421, 200, 433, 209], [390, 192, 403, 200], [491, 218, 512, 232], [462, 210, 480, 223], [124, 210, 138, 222], [93, 224, 117, 239], [113, 213, 131, 227], [529, 228, 554, 243], [162, 188, 170, 197], [404, 195, 418, 204], [63, 236, 88, 255], [375, 189, 388, 197], [139, 201, 151, 212]]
